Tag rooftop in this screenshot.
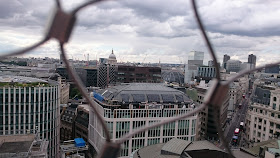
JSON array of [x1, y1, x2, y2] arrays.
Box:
[[0, 141, 33, 154], [0, 75, 47, 83], [95, 83, 192, 105], [133, 138, 232, 158], [0, 75, 55, 87]]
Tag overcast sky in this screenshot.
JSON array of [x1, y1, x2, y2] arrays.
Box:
[[0, 0, 280, 66]]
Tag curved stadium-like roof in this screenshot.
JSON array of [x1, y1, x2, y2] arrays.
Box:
[[96, 83, 192, 104]]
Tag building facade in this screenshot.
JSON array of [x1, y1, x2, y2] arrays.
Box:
[[97, 65, 117, 88], [58, 77, 69, 104], [85, 68, 98, 87], [246, 77, 280, 143], [223, 54, 230, 69], [184, 51, 204, 84], [0, 76, 60, 157], [197, 66, 216, 78], [193, 81, 229, 140], [88, 83, 197, 157], [117, 65, 161, 83], [226, 60, 242, 72], [248, 54, 256, 69], [60, 105, 76, 142]]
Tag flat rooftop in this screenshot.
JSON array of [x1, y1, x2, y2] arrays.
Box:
[[0, 141, 33, 153], [0, 75, 47, 83]]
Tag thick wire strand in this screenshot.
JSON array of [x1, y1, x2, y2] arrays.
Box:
[[225, 61, 280, 85], [191, 0, 234, 156], [191, 0, 220, 80], [59, 43, 111, 142], [71, 0, 106, 15], [213, 107, 235, 157], [54, 0, 61, 8], [117, 103, 206, 144], [0, 37, 49, 59]]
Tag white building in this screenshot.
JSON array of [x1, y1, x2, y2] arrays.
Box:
[[226, 60, 241, 72], [246, 77, 280, 143], [184, 51, 204, 84], [0, 75, 60, 157], [88, 83, 197, 157]]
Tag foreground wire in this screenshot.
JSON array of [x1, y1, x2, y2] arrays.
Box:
[[117, 103, 206, 144], [213, 108, 234, 157], [191, 0, 220, 80], [71, 0, 107, 15], [59, 43, 111, 142], [0, 37, 49, 59], [225, 61, 280, 85], [191, 0, 234, 157]]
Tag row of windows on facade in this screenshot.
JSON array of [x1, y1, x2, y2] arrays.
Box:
[[253, 116, 280, 128], [105, 120, 196, 139], [103, 109, 194, 118], [0, 104, 58, 114], [253, 107, 280, 117]]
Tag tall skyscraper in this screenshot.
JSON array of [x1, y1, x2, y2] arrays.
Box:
[[248, 54, 256, 69], [0, 76, 60, 157], [184, 51, 204, 84], [222, 54, 230, 69]]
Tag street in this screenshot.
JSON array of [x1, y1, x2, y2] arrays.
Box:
[[224, 95, 250, 148]]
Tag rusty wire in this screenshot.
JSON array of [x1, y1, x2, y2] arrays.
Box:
[[0, 0, 280, 157]]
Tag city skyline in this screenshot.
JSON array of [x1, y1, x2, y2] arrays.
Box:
[[0, 0, 280, 66]]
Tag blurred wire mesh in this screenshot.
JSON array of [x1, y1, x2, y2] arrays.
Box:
[[1, 0, 280, 158]]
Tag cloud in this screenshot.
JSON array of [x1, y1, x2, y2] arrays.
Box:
[[0, 0, 280, 65], [199, 0, 280, 37]]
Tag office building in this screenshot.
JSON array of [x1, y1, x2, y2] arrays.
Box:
[[189, 81, 229, 140], [60, 105, 77, 142], [248, 54, 256, 69], [117, 65, 161, 83], [85, 68, 98, 87], [0, 75, 60, 157], [226, 60, 242, 72], [265, 65, 280, 74], [97, 65, 117, 88], [58, 77, 70, 104], [246, 77, 280, 143], [88, 83, 197, 157], [185, 51, 204, 84], [223, 54, 230, 69], [197, 66, 216, 80]]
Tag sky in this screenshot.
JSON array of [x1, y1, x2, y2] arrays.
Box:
[[0, 0, 280, 66]]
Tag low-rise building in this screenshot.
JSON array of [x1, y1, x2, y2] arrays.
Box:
[[0, 134, 49, 158]]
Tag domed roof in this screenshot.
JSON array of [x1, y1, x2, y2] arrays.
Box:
[[109, 49, 116, 60]]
